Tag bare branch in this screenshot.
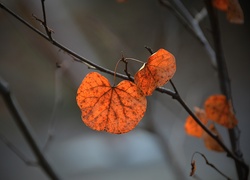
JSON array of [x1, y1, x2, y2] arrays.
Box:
[[41, 0, 53, 40], [159, 0, 217, 68]]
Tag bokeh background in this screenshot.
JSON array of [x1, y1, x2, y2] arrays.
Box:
[[0, 0, 249, 179]]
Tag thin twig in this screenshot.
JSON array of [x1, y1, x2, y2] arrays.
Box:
[[0, 76, 60, 180], [121, 56, 133, 81], [191, 152, 231, 180], [43, 64, 63, 151], [169, 80, 178, 95], [41, 0, 53, 40]]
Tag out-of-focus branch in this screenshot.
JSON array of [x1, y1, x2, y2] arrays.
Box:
[[0, 76, 60, 180], [205, 1, 249, 180], [159, 0, 217, 68], [0, 133, 38, 166]]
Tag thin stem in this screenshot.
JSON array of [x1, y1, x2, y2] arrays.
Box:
[[191, 152, 231, 179], [121, 57, 133, 81], [41, 0, 53, 40], [113, 56, 145, 85], [124, 57, 145, 64], [43, 65, 62, 151], [113, 58, 123, 86], [169, 80, 178, 95]]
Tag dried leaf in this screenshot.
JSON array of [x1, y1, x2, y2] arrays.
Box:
[[203, 124, 224, 152], [134, 48, 176, 96], [185, 107, 208, 138], [204, 94, 238, 128], [76, 72, 147, 134], [227, 0, 244, 24], [212, 0, 228, 11], [190, 160, 196, 176]]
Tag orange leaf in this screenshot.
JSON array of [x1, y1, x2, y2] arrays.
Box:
[[76, 72, 147, 134], [204, 94, 238, 128], [203, 124, 224, 152], [185, 107, 208, 138], [212, 0, 228, 11], [134, 48, 176, 96], [227, 0, 244, 24]]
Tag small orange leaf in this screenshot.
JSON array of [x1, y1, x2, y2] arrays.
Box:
[[227, 0, 244, 24], [203, 124, 224, 152], [134, 48, 176, 96], [76, 72, 147, 134], [212, 0, 229, 11], [204, 94, 238, 128], [185, 107, 208, 138]]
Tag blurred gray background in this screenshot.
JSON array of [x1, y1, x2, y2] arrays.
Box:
[[0, 0, 249, 179]]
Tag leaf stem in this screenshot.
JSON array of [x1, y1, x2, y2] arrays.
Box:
[[124, 57, 145, 64], [113, 58, 123, 86], [191, 152, 231, 179]]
